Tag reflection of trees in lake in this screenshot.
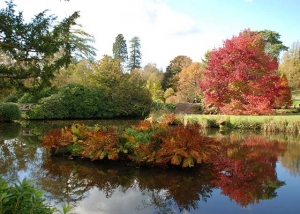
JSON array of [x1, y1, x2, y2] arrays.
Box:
[[0, 121, 289, 212], [279, 142, 300, 176], [213, 135, 286, 207], [36, 133, 287, 211]]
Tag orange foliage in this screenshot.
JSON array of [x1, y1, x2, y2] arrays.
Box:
[[154, 124, 218, 167], [273, 73, 292, 108], [41, 127, 73, 152], [80, 126, 119, 161]]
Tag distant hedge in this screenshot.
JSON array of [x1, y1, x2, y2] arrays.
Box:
[[0, 102, 21, 121], [27, 84, 115, 119], [27, 83, 152, 119]]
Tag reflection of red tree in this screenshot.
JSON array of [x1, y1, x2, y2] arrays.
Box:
[[213, 135, 286, 207]]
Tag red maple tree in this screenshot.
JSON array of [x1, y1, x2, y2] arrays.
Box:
[[200, 29, 280, 115]]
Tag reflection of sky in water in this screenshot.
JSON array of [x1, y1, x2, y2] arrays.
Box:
[[54, 187, 178, 214], [52, 162, 300, 214]]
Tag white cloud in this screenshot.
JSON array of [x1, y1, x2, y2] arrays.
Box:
[[245, 0, 253, 2], [0, 0, 224, 69]]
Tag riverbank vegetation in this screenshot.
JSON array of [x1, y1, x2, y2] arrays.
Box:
[[0, 178, 73, 214], [183, 114, 300, 134]]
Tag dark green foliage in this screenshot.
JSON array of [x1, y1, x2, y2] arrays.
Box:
[[162, 55, 192, 90], [0, 1, 95, 90], [113, 34, 128, 67], [258, 30, 288, 58], [0, 102, 21, 121], [0, 178, 54, 214], [17, 88, 59, 103], [27, 84, 115, 119], [127, 36, 142, 71]]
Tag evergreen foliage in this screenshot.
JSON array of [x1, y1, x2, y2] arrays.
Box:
[[0, 102, 21, 121], [127, 36, 142, 71], [258, 30, 288, 58], [112, 34, 128, 68], [0, 1, 96, 91], [27, 84, 115, 119]]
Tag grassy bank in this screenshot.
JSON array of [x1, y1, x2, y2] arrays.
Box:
[[183, 114, 300, 134]]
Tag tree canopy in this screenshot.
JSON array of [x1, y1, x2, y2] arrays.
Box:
[[0, 0, 96, 90], [177, 62, 203, 103], [279, 41, 300, 90], [200, 29, 281, 115], [258, 30, 288, 59], [162, 55, 192, 91]]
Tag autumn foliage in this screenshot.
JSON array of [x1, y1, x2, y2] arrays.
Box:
[[42, 118, 219, 168], [213, 135, 286, 206], [200, 29, 281, 115], [273, 73, 292, 108]]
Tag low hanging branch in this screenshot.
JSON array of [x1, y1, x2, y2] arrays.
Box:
[[0, 0, 96, 90]]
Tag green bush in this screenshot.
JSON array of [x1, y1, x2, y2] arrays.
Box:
[[0, 103, 21, 121], [27, 84, 115, 119], [0, 178, 54, 214]]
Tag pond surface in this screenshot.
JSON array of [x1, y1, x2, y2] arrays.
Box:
[[1, 120, 300, 214]]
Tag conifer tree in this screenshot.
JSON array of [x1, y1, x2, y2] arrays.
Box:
[[127, 36, 142, 71], [112, 34, 128, 68], [0, 1, 95, 90]]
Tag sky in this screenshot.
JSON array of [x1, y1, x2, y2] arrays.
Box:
[[1, 0, 300, 70]]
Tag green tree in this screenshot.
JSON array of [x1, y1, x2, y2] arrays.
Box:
[[127, 36, 142, 71], [0, 1, 95, 90], [113, 34, 128, 69], [90, 55, 151, 116], [51, 59, 94, 87], [279, 41, 300, 90], [146, 73, 165, 103], [162, 55, 192, 91], [90, 55, 122, 89], [257, 30, 288, 59]]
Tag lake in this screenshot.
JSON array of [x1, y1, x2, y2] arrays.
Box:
[[1, 120, 300, 214]]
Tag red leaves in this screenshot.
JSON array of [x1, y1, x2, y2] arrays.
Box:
[[200, 29, 280, 115], [213, 135, 286, 207]]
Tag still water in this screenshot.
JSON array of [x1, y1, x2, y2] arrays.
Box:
[[1, 120, 300, 214]]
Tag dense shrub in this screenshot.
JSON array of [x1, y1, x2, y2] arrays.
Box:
[[0, 102, 21, 121], [0, 178, 54, 214], [27, 84, 115, 119], [6, 87, 58, 103]]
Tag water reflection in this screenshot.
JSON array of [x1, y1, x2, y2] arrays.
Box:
[[1, 121, 300, 213]]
